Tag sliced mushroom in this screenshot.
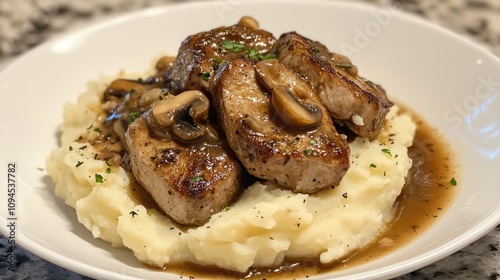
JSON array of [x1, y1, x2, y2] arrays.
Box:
[[104, 79, 147, 101], [255, 59, 323, 129], [138, 88, 163, 108], [271, 85, 323, 129], [156, 56, 176, 72], [149, 90, 210, 142]]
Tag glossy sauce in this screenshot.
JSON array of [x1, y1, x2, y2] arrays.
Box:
[[163, 109, 458, 279]]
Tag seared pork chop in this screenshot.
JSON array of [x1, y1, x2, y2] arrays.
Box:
[[273, 32, 393, 140], [211, 59, 350, 193], [169, 18, 276, 93], [126, 92, 242, 225]]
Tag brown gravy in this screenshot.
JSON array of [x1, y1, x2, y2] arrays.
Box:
[[163, 109, 458, 279]]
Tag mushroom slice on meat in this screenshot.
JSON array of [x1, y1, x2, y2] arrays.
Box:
[[149, 90, 209, 142], [255, 59, 323, 130], [211, 59, 350, 193], [272, 32, 393, 140], [125, 91, 242, 225]]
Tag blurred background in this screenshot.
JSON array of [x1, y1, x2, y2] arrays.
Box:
[[0, 0, 499, 279], [1, 0, 500, 65]]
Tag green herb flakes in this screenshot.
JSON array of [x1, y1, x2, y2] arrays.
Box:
[[128, 112, 140, 124], [381, 148, 392, 157], [450, 177, 457, 186], [259, 54, 277, 61], [221, 40, 245, 52], [247, 47, 259, 58], [370, 163, 377, 168], [304, 149, 313, 156], [95, 174, 104, 183], [190, 176, 204, 183], [129, 211, 138, 218], [106, 167, 112, 174], [75, 161, 84, 168], [201, 72, 210, 81]]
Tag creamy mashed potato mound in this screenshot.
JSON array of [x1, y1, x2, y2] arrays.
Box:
[[46, 72, 416, 273]]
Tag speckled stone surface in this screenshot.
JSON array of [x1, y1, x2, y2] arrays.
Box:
[[0, 0, 499, 279]]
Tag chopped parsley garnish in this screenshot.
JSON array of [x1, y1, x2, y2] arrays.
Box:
[[93, 127, 102, 133], [190, 176, 204, 182], [69, 146, 73, 151], [247, 47, 277, 61], [221, 40, 245, 52], [247, 47, 259, 58], [304, 149, 313, 156], [129, 211, 138, 217], [106, 167, 112, 174], [310, 46, 320, 52], [147, 210, 153, 217], [259, 53, 277, 61], [95, 174, 104, 183], [370, 163, 377, 168], [224, 206, 231, 212], [212, 57, 223, 63], [128, 112, 140, 124], [75, 161, 84, 168], [450, 177, 457, 186], [381, 148, 392, 157], [201, 72, 210, 81], [309, 139, 317, 145]]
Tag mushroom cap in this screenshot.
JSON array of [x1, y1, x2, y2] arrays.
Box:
[[150, 90, 210, 142], [255, 59, 323, 129]]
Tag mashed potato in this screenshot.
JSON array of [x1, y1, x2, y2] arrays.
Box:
[[46, 72, 416, 273]]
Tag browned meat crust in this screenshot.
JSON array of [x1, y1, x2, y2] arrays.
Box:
[[126, 117, 242, 225], [273, 32, 393, 140], [169, 24, 276, 93], [210, 59, 350, 193]]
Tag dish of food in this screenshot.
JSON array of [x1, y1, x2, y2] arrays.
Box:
[[1, 1, 499, 279]]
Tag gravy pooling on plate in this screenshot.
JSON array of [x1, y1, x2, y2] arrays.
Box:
[[165, 108, 458, 279]]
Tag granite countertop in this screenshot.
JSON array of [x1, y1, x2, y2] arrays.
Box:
[[0, 0, 499, 279]]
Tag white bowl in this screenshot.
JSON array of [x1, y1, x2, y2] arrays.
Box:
[[1, 0, 499, 279]]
